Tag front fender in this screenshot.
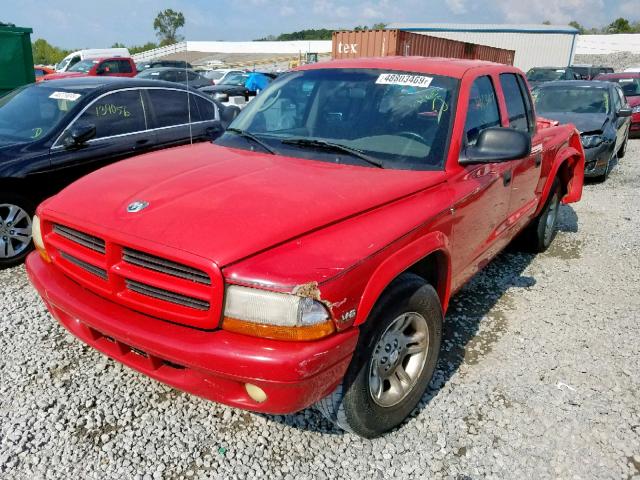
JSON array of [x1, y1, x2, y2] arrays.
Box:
[[354, 231, 452, 326], [536, 137, 584, 215]]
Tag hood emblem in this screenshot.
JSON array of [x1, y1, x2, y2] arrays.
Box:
[[127, 200, 149, 213]]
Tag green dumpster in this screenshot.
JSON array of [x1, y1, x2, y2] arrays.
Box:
[[0, 25, 35, 96]]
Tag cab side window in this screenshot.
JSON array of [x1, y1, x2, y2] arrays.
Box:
[[98, 60, 120, 75], [612, 87, 622, 113], [464, 76, 500, 145], [73, 90, 147, 139], [499, 73, 529, 133]]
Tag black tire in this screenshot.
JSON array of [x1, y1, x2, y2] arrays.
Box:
[[0, 193, 35, 269], [520, 178, 561, 253], [316, 273, 443, 438]]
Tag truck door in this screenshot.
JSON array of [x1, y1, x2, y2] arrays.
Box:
[[498, 73, 541, 228], [449, 75, 513, 289]]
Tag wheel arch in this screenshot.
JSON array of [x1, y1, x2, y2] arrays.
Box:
[[354, 231, 452, 327]]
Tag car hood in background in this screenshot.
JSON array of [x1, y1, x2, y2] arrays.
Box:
[[537, 112, 609, 133], [42, 143, 446, 267]]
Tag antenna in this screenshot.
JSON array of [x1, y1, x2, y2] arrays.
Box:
[[185, 51, 193, 145]]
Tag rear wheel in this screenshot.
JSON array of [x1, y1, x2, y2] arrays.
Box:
[[0, 194, 35, 269], [315, 273, 442, 438], [520, 178, 561, 253]]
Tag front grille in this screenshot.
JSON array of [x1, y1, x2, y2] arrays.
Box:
[[59, 251, 108, 280], [125, 279, 210, 311], [123, 248, 210, 285], [53, 224, 105, 254]]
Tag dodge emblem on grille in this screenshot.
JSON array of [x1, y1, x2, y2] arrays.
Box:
[[127, 201, 149, 213]]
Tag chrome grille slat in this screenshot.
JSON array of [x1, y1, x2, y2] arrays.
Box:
[[123, 248, 210, 285], [59, 251, 108, 280], [53, 224, 105, 254], [125, 279, 210, 311]]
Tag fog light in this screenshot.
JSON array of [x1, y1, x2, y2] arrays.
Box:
[[245, 383, 267, 403]]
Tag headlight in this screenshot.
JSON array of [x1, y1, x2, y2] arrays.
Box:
[[581, 134, 604, 149], [222, 285, 335, 341], [32, 215, 51, 263], [632, 105, 640, 114]]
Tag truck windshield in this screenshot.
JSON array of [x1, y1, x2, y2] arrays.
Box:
[[533, 86, 610, 114], [0, 85, 85, 142], [218, 68, 458, 170], [68, 59, 99, 73]]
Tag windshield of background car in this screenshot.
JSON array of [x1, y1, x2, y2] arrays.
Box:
[[68, 59, 98, 73], [220, 73, 249, 86], [0, 85, 85, 141], [527, 68, 566, 82], [533, 86, 610, 114], [219, 68, 459, 170], [600, 77, 640, 96], [204, 71, 225, 80]]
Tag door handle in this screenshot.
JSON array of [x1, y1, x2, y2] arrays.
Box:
[[535, 154, 542, 167], [503, 169, 512, 187]]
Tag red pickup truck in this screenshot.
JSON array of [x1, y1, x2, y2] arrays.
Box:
[[27, 57, 584, 438], [41, 57, 137, 80]]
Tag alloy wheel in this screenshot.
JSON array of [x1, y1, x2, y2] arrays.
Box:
[[369, 312, 430, 407]]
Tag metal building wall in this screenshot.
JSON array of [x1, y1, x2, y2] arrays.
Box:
[[403, 31, 575, 72]]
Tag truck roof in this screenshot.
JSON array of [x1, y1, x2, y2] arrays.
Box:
[[297, 56, 516, 78]]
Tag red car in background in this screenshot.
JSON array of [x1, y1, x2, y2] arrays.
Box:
[[42, 57, 137, 81], [34, 65, 56, 82], [595, 72, 640, 137]]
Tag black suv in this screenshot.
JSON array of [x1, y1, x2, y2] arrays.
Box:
[[0, 77, 236, 267]]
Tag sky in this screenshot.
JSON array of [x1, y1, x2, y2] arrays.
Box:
[[4, 0, 639, 49]]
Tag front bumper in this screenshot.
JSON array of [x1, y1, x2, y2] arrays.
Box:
[[26, 253, 358, 414], [582, 141, 613, 178]]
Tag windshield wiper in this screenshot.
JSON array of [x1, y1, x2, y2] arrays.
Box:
[[226, 128, 276, 154], [281, 138, 384, 168]]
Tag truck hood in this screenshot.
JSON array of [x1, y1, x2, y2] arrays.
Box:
[[43, 143, 446, 267], [538, 112, 608, 133]]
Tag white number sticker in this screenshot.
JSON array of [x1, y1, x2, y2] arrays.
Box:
[[49, 91, 81, 101], [376, 73, 433, 88]]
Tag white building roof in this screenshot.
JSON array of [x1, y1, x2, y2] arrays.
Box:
[[388, 23, 578, 35]]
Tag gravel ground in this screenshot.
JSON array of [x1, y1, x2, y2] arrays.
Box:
[[1, 142, 640, 480]]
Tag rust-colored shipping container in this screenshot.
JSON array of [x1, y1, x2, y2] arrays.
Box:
[[332, 29, 514, 65]]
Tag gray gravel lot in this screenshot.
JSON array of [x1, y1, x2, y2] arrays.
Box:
[[1, 141, 640, 479]]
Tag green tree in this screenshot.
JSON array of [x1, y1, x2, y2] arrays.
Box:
[[153, 9, 185, 45], [542, 20, 551, 25], [31, 38, 70, 65], [569, 20, 586, 34], [371, 23, 388, 30], [607, 17, 632, 33]]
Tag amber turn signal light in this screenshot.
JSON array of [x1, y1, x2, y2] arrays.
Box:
[[222, 317, 336, 341]]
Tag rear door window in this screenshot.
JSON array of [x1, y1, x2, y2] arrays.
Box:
[[117, 60, 133, 74], [194, 96, 219, 121], [71, 90, 147, 139], [499, 73, 529, 132], [147, 89, 200, 127], [464, 76, 501, 145]]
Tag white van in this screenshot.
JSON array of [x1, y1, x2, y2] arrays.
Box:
[[56, 48, 130, 72]]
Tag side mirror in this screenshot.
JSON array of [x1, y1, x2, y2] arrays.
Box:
[[205, 122, 224, 139], [460, 127, 531, 165], [65, 123, 96, 147], [617, 107, 632, 118]]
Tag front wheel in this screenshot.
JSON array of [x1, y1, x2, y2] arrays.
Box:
[[0, 194, 35, 269], [315, 273, 442, 438], [520, 178, 561, 253]]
